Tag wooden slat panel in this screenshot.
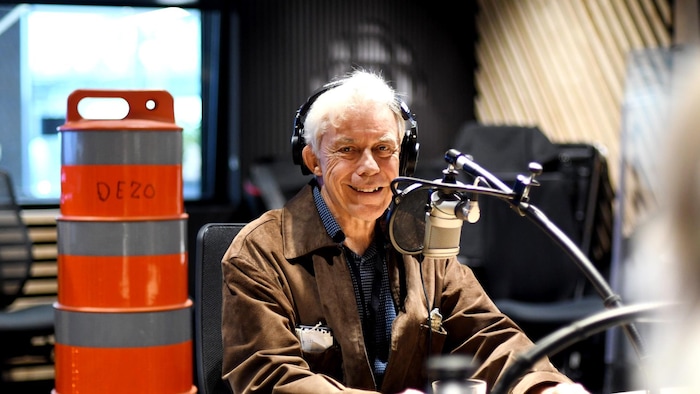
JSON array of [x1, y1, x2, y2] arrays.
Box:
[[641, 0, 672, 46], [31, 244, 57, 261], [628, 0, 661, 46], [474, 0, 672, 235], [655, 0, 672, 26], [30, 261, 57, 278], [587, 1, 624, 92], [20, 209, 59, 226], [5, 364, 55, 382], [23, 279, 58, 296], [6, 296, 57, 311], [28, 227, 57, 244], [611, 0, 646, 49]]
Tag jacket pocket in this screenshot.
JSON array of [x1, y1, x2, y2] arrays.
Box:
[[301, 344, 344, 382], [419, 323, 447, 355], [402, 324, 447, 389]]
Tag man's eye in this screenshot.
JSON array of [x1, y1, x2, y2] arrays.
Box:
[[375, 145, 395, 156], [339, 147, 353, 153]]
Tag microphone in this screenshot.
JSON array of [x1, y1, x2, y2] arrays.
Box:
[[387, 165, 481, 258], [422, 188, 465, 258], [422, 169, 480, 259]]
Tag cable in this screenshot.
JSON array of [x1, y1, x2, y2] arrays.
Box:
[[417, 254, 434, 358]]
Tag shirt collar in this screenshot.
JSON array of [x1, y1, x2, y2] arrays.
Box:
[[312, 181, 346, 244], [311, 181, 390, 255]]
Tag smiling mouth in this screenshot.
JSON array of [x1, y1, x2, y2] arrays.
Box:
[[350, 185, 382, 193]]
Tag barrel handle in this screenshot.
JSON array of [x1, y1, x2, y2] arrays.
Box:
[[65, 89, 175, 124]]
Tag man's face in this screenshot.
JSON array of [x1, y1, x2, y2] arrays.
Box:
[[310, 106, 401, 225]]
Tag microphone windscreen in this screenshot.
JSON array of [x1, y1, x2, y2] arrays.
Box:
[[387, 183, 430, 254]]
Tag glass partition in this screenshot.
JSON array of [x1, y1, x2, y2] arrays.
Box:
[[0, 4, 203, 203]]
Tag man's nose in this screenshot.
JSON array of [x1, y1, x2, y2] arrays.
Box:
[[357, 148, 380, 174]]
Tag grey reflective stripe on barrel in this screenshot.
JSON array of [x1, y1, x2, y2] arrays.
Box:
[[55, 308, 191, 347], [61, 130, 182, 165], [57, 219, 186, 256]]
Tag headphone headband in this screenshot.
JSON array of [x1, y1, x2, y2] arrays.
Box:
[[291, 81, 419, 176]]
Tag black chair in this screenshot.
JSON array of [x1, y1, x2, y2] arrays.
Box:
[[0, 170, 55, 379], [438, 124, 615, 390], [194, 223, 245, 394]]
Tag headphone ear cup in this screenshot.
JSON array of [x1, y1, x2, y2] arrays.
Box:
[[399, 126, 419, 176], [291, 82, 341, 176], [398, 100, 419, 177], [292, 112, 312, 175]]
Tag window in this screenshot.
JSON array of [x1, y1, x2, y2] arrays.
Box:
[[0, 4, 203, 203]]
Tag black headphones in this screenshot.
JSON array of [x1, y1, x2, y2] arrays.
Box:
[[291, 80, 419, 176]]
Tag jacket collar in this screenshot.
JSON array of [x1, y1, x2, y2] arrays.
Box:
[[281, 180, 394, 263], [281, 181, 340, 261]]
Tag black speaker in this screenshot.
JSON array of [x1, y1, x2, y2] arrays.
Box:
[[291, 80, 419, 176]]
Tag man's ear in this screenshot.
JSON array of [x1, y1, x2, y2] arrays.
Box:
[[302, 145, 322, 176]]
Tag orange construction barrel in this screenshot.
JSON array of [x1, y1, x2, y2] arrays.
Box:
[[54, 90, 196, 394], [59, 89, 184, 219]]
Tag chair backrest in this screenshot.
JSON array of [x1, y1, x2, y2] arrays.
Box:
[[194, 223, 245, 394], [0, 170, 34, 310]]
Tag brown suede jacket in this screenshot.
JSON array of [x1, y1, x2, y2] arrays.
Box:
[[221, 184, 571, 394]]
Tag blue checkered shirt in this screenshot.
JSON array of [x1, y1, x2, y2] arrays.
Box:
[[312, 184, 396, 388]]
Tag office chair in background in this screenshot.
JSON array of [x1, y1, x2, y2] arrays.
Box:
[[194, 222, 245, 394], [0, 170, 55, 383]]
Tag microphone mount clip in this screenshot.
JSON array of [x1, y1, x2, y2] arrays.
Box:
[[512, 162, 543, 216]]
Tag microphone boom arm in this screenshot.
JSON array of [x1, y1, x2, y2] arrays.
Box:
[[518, 202, 648, 361], [391, 149, 649, 366], [443, 148, 649, 361], [390, 177, 516, 204], [445, 149, 648, 361]]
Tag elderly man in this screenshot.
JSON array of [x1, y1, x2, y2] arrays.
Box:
[[221, 69, 589, 394]]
